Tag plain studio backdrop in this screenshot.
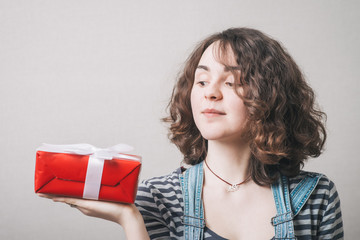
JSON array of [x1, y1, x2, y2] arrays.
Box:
[[0, 0, 359, 239]]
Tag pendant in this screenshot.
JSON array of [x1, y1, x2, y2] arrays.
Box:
[[227, 184, 239, 192]]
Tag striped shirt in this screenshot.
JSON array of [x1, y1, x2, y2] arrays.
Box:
[[135, 167, 343, 239]]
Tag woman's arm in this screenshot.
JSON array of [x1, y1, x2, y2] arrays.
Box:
[[38, 194, 150, 240], [317, 180, 344, 239]]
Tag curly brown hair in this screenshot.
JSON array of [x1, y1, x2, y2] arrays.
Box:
[[163, 27, 326, 185]]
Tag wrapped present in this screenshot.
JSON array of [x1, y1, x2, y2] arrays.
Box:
[[35, 143, 141, 203]]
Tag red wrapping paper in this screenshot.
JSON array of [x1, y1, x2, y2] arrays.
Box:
[[35, 150, 141, 203]]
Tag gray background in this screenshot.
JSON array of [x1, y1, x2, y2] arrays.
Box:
[[1, 0, 359, 239]]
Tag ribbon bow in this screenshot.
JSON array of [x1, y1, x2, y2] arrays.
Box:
[[37, 143, 140, 161]]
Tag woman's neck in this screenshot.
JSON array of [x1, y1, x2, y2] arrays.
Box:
[[205, 140, 251, 183]]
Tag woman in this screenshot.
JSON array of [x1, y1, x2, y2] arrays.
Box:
[[40, 27, 344, 239]]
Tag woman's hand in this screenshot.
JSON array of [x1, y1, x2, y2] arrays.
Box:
[[37, 193, 150, 239]]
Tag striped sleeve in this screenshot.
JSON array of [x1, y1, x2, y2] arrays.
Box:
[[317, 178, 344, 239], [135, 169, 184, 239], [289, 173, 344, 239], [135, 180, 170, 239]]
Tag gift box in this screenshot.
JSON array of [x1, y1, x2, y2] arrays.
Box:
[[35, 143, 141, 203]]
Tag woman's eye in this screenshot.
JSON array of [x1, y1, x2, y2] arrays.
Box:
[[196, 81, 207, 86], [225, 82, 234, 87]]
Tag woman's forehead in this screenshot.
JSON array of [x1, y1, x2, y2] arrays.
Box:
[[207, 41, 237, 67], [197, 41, 239, 72]]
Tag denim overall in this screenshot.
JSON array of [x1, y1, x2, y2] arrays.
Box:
[[179, 162, 322, 240]]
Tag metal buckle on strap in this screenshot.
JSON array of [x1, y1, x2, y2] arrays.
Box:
[[271, 212, 294, 226], [181, 215, 206, 228]]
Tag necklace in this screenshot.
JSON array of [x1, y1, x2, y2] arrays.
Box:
[[204, 159, 250, 192]]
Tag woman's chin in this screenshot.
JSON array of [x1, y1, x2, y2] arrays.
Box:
[[202, 133, 234, 142], [201, 132, 249, 144]]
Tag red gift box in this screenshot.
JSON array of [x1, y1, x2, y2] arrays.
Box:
[[34, 144, 141, 203]]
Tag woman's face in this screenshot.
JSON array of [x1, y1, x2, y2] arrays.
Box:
[[190, 42, 248, 143]]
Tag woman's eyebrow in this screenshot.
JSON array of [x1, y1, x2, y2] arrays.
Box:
[[224, 65, 241, 72], [197, 65, 240, 72], [196, 65, 209, 71]]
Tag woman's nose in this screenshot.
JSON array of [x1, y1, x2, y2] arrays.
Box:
[[205, 83, 222, 101]]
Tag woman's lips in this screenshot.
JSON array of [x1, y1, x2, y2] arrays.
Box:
[[202, 108, 226, 117]]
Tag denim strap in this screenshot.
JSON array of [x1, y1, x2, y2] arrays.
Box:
[[180, 162, 205, 240], [290, 173, 322, 216], [180, 164, 321, 240], [271, 175, 296, 239], [271, 173, 322, 239]]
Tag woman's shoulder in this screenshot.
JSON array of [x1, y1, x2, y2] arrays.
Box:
[[287, 170, 337, 194], [140, 167, 182, 189], [137, 167, 183, 201], [288, 170, 341, 219], [136, 167, 185, 220], [288, 172, 343, 238]]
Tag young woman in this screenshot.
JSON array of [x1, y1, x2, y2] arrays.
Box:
[[40, 27, 344, 239]]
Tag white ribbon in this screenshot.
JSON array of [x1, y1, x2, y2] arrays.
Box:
[[37, 143, 141, 200]]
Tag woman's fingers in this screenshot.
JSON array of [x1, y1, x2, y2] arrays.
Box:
[[37, 193, 135, 224], [37, 193, 55, 199], [36, 193, 148, 238], [37, 193, 88, 212], [37, 193, 79, 206]]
